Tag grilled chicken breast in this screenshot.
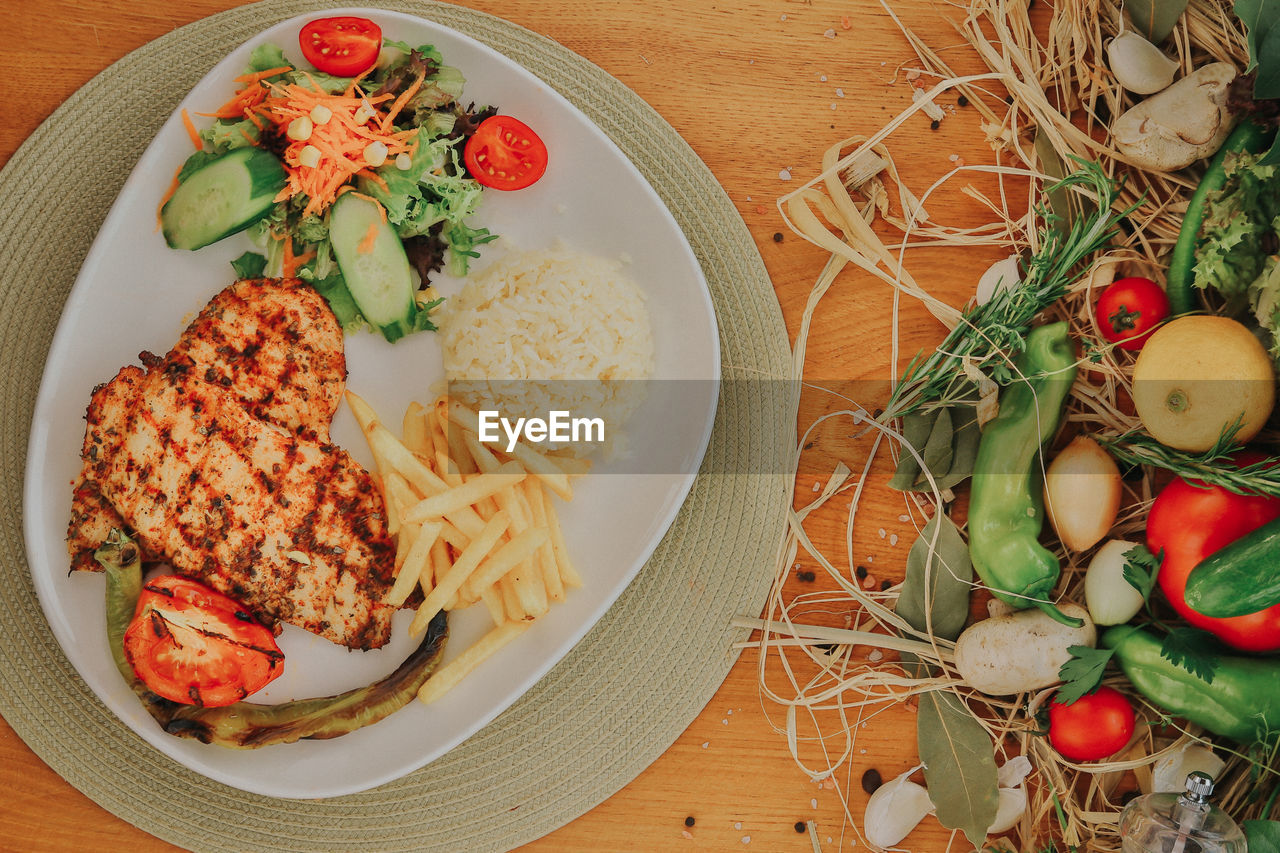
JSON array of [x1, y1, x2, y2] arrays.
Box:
[[67, 278, 346, 571], [67, 278, 399, 650]]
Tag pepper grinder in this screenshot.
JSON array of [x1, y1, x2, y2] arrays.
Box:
[[1119, 771, 1246, 853]]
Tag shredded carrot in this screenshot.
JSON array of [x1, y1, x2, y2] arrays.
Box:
[[281, 241, 317, 277], [357, 220, 380, 254], [380, 72, 425, 133], [346, 191, 387, 220], [356, 168, 389, 193], [255, 82, 418, 216], [234, 66, 293, 85], [180, 109, 202, 150], [280, 233, 295, 277], [343, 66, 377, 96]]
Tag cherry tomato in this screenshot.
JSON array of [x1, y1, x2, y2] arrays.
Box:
[[1048, 686, 1136, 762], [123, 575, 284, 707], [463, 115, 548, 191], [299, 16, 382, 77], [1149, 455, 1280, 652], [1095, 276, 1171, 351]]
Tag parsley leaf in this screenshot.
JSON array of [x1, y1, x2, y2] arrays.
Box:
[[1055, 646, 1115, 705], [1160, 627, 1221, 683], [1122, 544, 1162, 602]]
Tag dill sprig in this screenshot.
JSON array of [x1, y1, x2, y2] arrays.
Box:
[[883, 158, 1135, 422], [1100, 427, 1280, 498]]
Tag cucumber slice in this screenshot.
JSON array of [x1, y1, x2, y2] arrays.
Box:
[[329, 193, 417, 341], [161, 147, 286, 250]]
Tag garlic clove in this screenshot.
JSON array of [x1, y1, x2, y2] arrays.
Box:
[[1152, 743, 1226, 793], [1107, 31, 1179, 95], [976, 254, 1021, 305], [986, 786, 1028, 835], [996, 754, 1033, 788], [863, 765, 935, 849]]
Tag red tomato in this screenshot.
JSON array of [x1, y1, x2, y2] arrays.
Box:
[[1048, 687, 1136, 762], [463, 115, 548, 191], [1095, 276, 1171, 351], [299, 16, 382, 77], [123, 575, 284, 707], [1149, 460, 1280, 652]]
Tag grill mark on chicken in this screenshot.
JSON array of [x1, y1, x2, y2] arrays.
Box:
[[83, 353, 398, 649], [67, 278, 345, 572], [66, 278, 399, 650]]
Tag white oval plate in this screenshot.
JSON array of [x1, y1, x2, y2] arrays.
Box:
[[23, 8, 718, 799]]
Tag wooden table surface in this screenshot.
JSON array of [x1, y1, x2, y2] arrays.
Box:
[[0, 1, 1007, 849]]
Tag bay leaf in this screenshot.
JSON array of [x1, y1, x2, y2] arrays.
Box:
[[890, 405, 981, 493], [935, 405, 980, 491], [1124, 0, 1189, 44], [1034, 130, 1075, 239], [889, 409, 939, 491], [917, 690, 1000, 848], [895, 513, 973, 641], [922, 406, 955, 481]]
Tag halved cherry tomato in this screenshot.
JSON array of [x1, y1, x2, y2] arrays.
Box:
[[1048, 686, 1135, 762], [123, 575, 284, 707], [299, 16, 382, 77], [463, 115, 548, 191], [1095, 276, 1171, 352]]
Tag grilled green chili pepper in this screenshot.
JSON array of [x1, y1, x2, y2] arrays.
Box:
[[96, 529, 448, 748], [968, 321, 1079, 626], [1103, 625, 1280, 744]]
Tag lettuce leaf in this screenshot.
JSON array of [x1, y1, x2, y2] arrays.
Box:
[[356, 129, 494, 275], [1194, 149, 1280, 364], [230, 251, 267, 279], [246, 43, 292, 75]]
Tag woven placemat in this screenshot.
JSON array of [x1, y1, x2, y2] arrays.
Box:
[[0, 2, 792, 850]]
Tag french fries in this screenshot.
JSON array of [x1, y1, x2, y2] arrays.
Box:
[[347, 391, 590, 707]]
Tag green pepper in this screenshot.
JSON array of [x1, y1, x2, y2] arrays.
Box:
[[967, 322, 1079, 626], [1103, 625, 1280, 744], [1165, 120, 1274, 316], [96, 529, 448, 748]]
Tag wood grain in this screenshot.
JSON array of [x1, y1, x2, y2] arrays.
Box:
[[0, 0, 1011, 849]]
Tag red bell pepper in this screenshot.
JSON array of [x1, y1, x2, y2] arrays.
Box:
[[1148, 463, 1280, 653]]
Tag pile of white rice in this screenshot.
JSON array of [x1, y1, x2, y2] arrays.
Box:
[[439, 245, 655, 453]]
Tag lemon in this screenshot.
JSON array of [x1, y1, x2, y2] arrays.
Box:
[[1132, 315, 1276, 451]]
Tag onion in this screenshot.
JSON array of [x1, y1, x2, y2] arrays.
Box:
[[1043, 436, 1122, 552], [1085, 539, 1146, 626]]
